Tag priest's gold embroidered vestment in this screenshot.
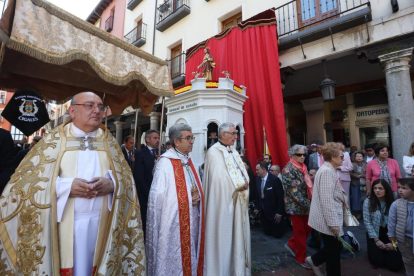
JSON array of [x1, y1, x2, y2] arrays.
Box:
[[0, 123, 146, 275]]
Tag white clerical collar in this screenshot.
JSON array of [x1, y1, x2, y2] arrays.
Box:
[[72, 124, 97, 138]]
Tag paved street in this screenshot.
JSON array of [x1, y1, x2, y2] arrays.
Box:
[[251, 219, 406, 276]]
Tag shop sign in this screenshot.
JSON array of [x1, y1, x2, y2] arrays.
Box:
[[355, 105, 389, 121]]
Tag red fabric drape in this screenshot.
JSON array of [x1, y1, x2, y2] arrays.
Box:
[[185, 24, 289, 168]]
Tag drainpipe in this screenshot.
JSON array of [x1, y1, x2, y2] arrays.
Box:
[[152, 0, 158, 55]]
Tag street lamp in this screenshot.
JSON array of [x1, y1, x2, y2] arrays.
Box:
[[319, 59, 336, 102]]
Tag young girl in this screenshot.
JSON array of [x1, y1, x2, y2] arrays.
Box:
[[363, 179, 403, 272]]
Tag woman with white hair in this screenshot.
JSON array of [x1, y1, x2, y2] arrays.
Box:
[[282, 144, 313, 269]]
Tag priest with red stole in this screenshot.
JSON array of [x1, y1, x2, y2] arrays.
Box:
[[146, 123, 205, 276]]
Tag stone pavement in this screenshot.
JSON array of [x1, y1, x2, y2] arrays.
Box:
[[251, 220, 406, 275]]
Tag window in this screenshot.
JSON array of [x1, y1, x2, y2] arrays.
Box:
[[136, 19, 143, 40], [222, 12, 242, 31], [298, 0, 338, 28], [11, 125, 24, 141], [170, 44, 182, 79], [0, 109, 3, 123]]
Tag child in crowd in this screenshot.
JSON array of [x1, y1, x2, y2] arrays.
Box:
[[388, 178, 414, 275]]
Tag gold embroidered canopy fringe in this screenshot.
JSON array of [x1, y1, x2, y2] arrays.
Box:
[[0, 0, 174, 116]]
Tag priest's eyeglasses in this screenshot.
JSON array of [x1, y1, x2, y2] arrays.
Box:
[[73, 102, 108, 112], [225, 131, 238, 136], [178, 136, 196, 142]]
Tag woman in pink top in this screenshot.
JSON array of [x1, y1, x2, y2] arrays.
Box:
[[366, 145, 401, 199]]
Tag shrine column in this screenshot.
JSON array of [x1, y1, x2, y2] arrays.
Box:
[[149, 112, 161, 131], [113, 121, 125, 145], [379, 48, 414, 171], [301, 97, 326, 144]]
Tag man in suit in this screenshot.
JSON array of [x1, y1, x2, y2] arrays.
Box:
[[254, 162, 286, 238], [122, 135, 138, 169], [0, 129, 16, 193], [364, 144, 376, 163], [309, 144, 324, 170], [133, 129, 160, 235], [263, 154, 272, 171]]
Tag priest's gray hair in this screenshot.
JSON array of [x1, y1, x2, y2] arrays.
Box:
[[218, 122, 235, 139], [288, 144, 308, 158], [169, 124, 192, 148]]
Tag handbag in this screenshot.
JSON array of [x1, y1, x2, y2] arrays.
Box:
[[341, 185, 359, 227], [343, 204, 359, 227]]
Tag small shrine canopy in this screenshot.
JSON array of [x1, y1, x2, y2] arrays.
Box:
[[0, 0, 174, 116]]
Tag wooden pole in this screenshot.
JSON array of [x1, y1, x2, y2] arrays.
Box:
[[158, 97, 165, 155]]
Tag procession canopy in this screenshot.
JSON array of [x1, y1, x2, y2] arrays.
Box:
[[0, 0, 174, 116]]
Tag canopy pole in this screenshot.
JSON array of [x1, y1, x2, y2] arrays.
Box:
[[158, 97, 165, 155], [131, 108, 139, 169]]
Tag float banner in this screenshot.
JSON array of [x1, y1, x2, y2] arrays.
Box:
[[2, 90, 50, 136], [185, 9, 289, 168]]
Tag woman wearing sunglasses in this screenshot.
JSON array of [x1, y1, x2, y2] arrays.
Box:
[[307, 142, 347, 276], [282, 144, 313, 269]]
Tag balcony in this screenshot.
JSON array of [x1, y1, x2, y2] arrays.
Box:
[[124, 23, 147, 48], [276, 0, 372, 51], [105, 16, 114, 32], [127, 0, 143, 11], [168, 53, 185, 88], [156, 0, 190, 32]]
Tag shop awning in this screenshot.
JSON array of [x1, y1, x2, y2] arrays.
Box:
[[0, 0, 174, 116]]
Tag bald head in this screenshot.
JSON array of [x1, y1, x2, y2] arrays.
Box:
[[68, 92, 104, 132], [270, 165, 280, 176]]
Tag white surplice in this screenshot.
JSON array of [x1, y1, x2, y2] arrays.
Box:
[[203, 142, 251, 276], [56, 124, 114, 276], [146, 148, 203, 276]]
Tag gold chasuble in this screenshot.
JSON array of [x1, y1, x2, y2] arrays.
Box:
[[0, 122, 146, 275]]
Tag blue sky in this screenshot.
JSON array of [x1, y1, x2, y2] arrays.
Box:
[[47, 0, 100, 20]]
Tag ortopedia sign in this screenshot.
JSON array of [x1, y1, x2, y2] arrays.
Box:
[[356, 105, 389, 121]]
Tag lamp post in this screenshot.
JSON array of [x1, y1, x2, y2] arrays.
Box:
[[319, 59, 336, 102]]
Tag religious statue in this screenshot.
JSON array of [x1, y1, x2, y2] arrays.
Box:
[[222, 70, 230, 80], [197, 47, 215, 80]]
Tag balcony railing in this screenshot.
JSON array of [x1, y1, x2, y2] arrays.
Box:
[[276, 0, 371, 50], [168, 53, 185, 79], [105, 15, 114, 32], [168, 53, 185, 88], [156, 0, 190, 32], [124, 23, 147, 47], [127, 0, 143, 11]]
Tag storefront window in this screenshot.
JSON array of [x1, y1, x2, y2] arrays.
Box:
[[359, 126, 390, 148], [326, 128, 350, 147]]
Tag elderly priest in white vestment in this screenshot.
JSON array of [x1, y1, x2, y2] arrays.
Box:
[[0, 92, 146, 276], [146, 123, 205, 276], [203, 122, 251, 275]]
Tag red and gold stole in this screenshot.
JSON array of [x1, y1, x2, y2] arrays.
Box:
[[170, 159, 205, 276]]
